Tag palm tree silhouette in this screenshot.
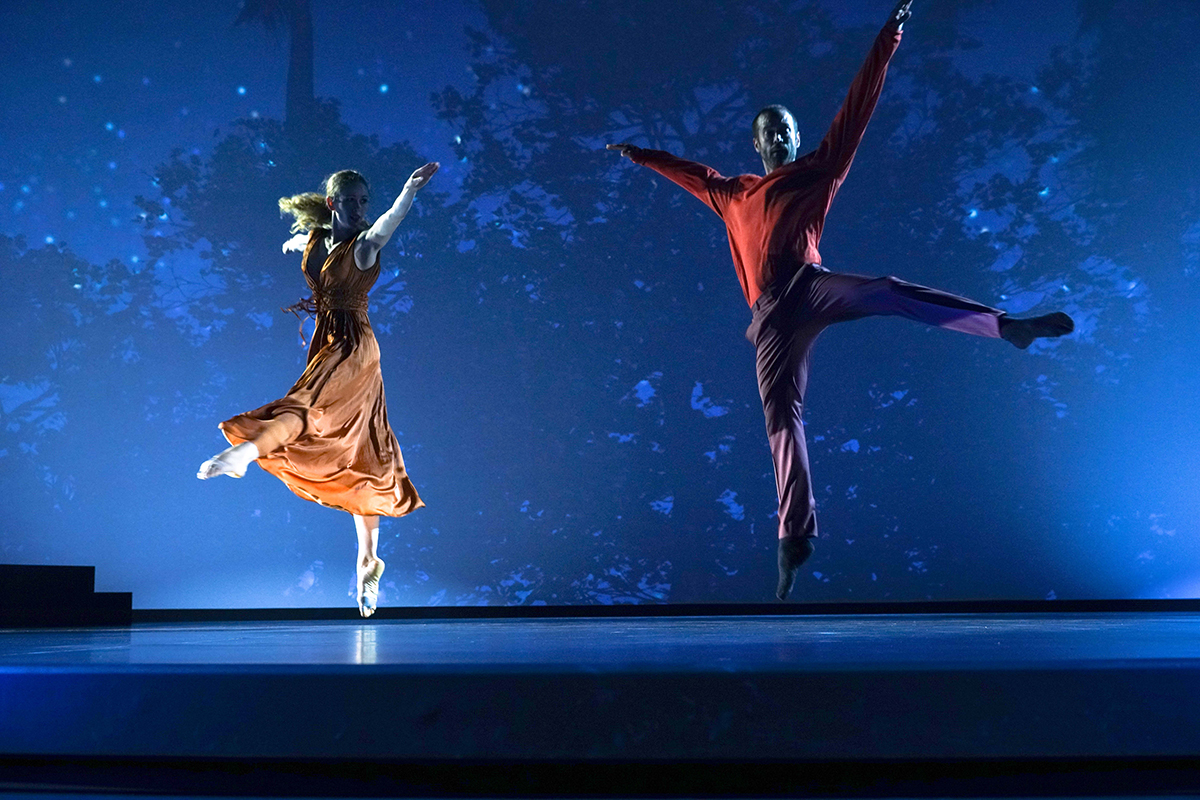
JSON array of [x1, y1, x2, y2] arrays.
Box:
[[234, 0, 314, 126]]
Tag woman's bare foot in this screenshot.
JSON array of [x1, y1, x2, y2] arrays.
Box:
[[1000, 311, 1075, 350], [196, 442, 259, 480], [357, 558, 386, 618]]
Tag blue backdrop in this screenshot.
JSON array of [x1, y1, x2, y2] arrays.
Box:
[[2, 0, 1197, 607]]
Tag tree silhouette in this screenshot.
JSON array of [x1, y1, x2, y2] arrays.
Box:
[[234, 0, 315, 128]]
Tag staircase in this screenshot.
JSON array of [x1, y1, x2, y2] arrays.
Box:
[[0, 565, 132, 628]]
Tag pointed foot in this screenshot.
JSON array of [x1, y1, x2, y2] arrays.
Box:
[[196, 442, 258, 480], [1001, 311, 1075, 350], [357, 558, 385, 618], [776, 537, 816, 601]]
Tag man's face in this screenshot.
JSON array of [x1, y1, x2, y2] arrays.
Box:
[[753, 110, 799, 173]]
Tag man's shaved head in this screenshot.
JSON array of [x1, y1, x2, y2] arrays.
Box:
[[752, 105, 800, 174], [752, 105, 795, 138]]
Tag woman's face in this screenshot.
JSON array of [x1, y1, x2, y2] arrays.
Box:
[[327, 182, 370, 231]]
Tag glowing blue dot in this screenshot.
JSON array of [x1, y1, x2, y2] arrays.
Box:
[[44, 235, 55, 244], [99, 199, 108, 208], [117, 129, 125, 139], [131, 255, 140, 264], [1000, 294, 1009, 300], [967, 209, 978, 218], [105, 122, 114, 131], [237, 86, 246, 95], [1030, 86, 1040, 94], [21, 185, 30, 194], [93, 74, 102, 83], [142, 77, 150, 86], [0, 182, 5, 191], [1038, 187, 1050, 197], [158, 212, 169, 220], [1050, 156, 1059, 163], [108, 161, 117, 170], [379, 83, 389, 94], [1061, 284, 1070, 292], [1128, 281, 1137, 289]]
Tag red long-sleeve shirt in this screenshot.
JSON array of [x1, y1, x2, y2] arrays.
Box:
[[629, 25, 902, 307]]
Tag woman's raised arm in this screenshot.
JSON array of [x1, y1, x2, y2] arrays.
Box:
[[355, 162, 439, 270]]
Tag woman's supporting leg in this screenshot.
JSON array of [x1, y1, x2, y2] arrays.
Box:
[[197, 412, 304, 480], [354, 514, 385, 618]]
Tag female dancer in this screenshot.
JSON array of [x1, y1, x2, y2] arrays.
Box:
[[198, 163, 438, 617]]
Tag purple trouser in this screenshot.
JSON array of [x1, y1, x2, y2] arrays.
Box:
[[745, 263, 1004, 541]]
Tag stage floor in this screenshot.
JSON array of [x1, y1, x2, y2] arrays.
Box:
[[5, 611, 1200, 668], [4, 611, 1200, 794]]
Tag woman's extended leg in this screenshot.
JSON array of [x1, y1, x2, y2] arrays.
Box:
[[354, 514, 385, 618], [197, 412, 304, 479]]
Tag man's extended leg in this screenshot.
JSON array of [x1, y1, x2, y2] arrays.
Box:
[[805, 270, 1073, 344]]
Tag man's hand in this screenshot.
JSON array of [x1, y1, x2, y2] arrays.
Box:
[[606, 143, 638, 160], [404, 162, 439, 193], [889, 0, 912, 30]]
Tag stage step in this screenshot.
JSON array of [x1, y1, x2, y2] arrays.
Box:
[[0, 565, 131, 628]]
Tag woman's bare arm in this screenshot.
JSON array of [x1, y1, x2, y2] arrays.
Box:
[[355, 162, 439, 270]]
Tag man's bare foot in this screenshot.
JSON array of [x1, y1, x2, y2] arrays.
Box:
[[999, 311, 1075, 350], [196, 442, 259, 480], [357, 558, 385, 618]]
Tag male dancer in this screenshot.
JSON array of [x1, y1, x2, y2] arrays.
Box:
[[608, 0, 1073, 600]]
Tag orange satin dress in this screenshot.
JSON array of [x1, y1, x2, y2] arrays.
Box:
[[219, 229, 425, 518]]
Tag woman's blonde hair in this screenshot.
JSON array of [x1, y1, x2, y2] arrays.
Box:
[[278, 170, 370, 233]]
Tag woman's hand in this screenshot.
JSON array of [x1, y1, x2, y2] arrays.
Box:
[[282, 232, 309, 254], [404, 162, 440, 193]]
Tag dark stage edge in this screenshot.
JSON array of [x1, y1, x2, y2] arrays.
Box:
[[131, 597, 1200, 622], [5, 610, 1200, 796]]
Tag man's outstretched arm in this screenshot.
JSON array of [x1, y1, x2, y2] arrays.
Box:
[[810, 0, 910, 178], [607, 143, 735, 217]]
